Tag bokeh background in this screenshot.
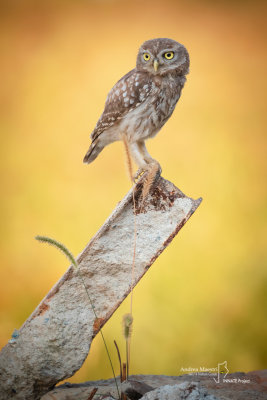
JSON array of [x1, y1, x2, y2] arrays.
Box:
[[1, 0, 266, 383]]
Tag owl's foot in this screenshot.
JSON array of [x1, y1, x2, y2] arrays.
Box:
[[149, 160, 162, 179], [141, 161, 161, 202], [146, 160, 162, 181]]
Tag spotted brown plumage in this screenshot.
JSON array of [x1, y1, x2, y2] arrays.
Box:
[[90, 70, 152, 143], [83, 38, 189, 172]]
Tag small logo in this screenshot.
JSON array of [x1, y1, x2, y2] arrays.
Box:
[[180, 361, 250, 385], [213, 361, 229, 383]]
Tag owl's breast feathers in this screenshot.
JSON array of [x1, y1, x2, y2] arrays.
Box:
[[90, 69, 186, 143]]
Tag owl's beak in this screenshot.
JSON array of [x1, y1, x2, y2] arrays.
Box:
[[153, 59, 159, 72]]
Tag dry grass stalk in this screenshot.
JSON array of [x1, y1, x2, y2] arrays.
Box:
[[122, 134, 134, 182], [122, 363, 127, 383], [122, 134, 136, 380], [114, 340, 123, 384], [122, 313, 133, 379]]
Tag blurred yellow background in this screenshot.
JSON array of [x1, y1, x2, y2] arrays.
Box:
[[0, 0, 266, 383]]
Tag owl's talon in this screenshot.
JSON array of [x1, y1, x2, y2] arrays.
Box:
[[154, 161, 162, 177], [140, 161, 162, 202], [148, 160, 162, 180]]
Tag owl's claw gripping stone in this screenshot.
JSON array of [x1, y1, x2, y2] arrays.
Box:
[[150, 161, 162, 181]]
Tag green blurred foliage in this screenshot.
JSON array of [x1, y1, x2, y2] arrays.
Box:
[[0, 0, 266, 383]]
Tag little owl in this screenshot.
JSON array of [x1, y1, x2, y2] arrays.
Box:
[[83, 38, 189, 176]]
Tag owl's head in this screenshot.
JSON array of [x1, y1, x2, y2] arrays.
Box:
[[136, 38, 189, 76]]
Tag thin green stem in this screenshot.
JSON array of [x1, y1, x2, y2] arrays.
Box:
[[77, 269, 120, 398], [35, 235, 120, 399], [35, 236, 78, 267]]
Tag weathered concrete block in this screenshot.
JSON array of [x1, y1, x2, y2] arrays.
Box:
[[0, 177, 201, 399]]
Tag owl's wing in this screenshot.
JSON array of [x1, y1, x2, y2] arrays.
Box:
[[90, 69, 152, 143]]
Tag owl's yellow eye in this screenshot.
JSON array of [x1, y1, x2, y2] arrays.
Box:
[[164, 51, 174, 60], [143, 53, 150, 61]]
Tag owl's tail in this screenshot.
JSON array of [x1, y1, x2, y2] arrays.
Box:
[[83, 141, 104, 164]]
